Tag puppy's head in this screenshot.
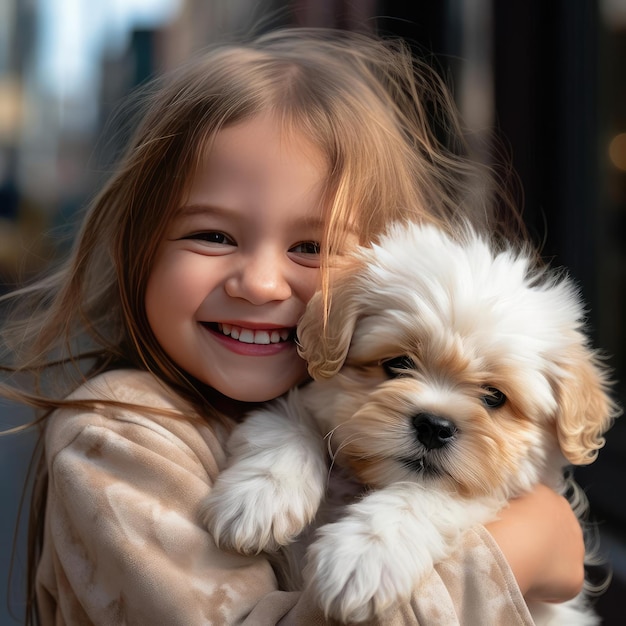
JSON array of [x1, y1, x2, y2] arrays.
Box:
[[297, 222, 619, 498]]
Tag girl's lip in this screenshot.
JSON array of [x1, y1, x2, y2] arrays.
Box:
[[216, 321, 291, 331]]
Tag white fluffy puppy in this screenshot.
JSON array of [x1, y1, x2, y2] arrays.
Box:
[[202, 221, 618, 624]]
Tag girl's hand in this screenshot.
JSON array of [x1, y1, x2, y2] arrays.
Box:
[[485, 483, 586, 602]]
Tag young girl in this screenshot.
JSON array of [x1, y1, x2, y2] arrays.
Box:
[[2, 27, 585, 625]]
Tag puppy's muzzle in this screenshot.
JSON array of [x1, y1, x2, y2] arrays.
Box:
[[413, 413, 458, 450]]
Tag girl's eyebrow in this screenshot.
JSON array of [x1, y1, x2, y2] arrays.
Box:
[[177, 203, 326, 230], [177, 203, 230, 218]]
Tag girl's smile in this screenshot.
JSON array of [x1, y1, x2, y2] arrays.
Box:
[[201, 322, 295, 355], [145, 113, 327, 402]]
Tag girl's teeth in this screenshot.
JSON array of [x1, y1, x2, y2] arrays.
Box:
[[217, 324, 289, 345], [254, 331, 270, 345], [239, 329, 254, 343]]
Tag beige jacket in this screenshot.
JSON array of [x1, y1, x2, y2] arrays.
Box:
[[37, 370, 534, 625]]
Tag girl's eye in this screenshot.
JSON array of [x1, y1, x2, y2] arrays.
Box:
[[183, 231, 235, 246], [382, 356, 415, 378], [481, 387, 507, 409], [290, 241, 321, 255]]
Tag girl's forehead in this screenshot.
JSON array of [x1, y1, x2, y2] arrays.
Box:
[[191, 115, 328, 194], [175, 114, 330, 226], [209, 114, 327, 166]]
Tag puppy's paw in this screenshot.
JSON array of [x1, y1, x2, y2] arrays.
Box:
[[201, 464, 323, 555], [304, 518, 419, 622], [303, 484, 480, 622], [200, 394, 327, 555]]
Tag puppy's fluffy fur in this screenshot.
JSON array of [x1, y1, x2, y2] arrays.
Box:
[[202, 222, 619, 624]]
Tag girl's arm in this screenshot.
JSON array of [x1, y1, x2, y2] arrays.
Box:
[[485, 483, 586, 602], [40, 372, 584, 625], [39, 371, 298, 626]]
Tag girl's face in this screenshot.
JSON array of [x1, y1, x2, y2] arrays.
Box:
[[145, 114, 327, 404]]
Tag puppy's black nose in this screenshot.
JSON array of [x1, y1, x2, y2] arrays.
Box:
[[412, 412, 457, 450]]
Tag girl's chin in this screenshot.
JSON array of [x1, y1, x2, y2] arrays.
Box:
[[206, 370, 309, 408]]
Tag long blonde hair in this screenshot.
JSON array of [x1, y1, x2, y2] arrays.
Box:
[[2, 27, 522, 415], [0, 27, 523, 624]]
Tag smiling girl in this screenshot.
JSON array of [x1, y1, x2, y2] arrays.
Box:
[[145, 114, 326, 405], [2, 28, 584, 625]]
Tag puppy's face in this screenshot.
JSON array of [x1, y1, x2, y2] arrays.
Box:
[[298, 223, 618, 499]]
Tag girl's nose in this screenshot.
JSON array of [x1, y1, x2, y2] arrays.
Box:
[[224, 250, 292, 304]]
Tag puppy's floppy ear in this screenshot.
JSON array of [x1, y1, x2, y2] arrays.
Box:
[[297, 258, 364, 380], [553, 343, 620, 465]]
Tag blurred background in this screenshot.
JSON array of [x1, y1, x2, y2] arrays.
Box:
[[1, 0, 625, 623]]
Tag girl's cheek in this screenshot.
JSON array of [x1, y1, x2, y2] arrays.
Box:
[[304, 277, 321, 304]]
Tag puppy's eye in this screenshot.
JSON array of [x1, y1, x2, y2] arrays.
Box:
[[382, 356, 415, 378], [481, 387, 506, 409]]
